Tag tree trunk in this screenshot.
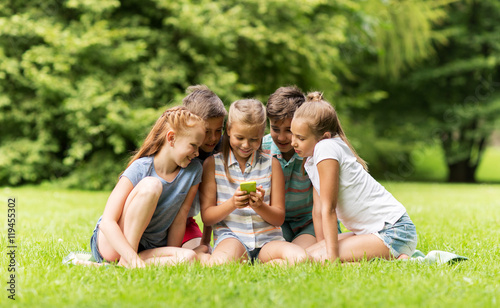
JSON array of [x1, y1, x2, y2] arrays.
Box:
[[447, 160, 477, 183]]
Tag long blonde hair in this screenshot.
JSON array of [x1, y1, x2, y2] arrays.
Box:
[[126, 106, 204, 168], [221, 99, 267, 182], [295, 92, 368, 171]]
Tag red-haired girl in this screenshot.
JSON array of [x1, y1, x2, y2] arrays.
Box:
[[90, 107, 206, 268]]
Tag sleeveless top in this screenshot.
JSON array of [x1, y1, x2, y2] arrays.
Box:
[[213, 150, 284, 250]]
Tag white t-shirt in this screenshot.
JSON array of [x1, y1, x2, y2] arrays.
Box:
[[304, 138, 406, 235]]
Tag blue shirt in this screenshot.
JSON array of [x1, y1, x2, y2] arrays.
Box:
[[121, 156, 202, 249]]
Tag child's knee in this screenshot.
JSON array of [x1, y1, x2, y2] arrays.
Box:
[[182, 249, 197, 262], [136, 177, 163, 199], [284, 244, 308, 263]]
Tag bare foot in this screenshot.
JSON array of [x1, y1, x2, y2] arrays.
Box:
[[397, 253, 410, 260]]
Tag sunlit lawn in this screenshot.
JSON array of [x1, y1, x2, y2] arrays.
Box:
[[1, 180, 499, 307]]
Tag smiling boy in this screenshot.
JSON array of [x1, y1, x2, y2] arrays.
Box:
[[262, 86, 318, 249]]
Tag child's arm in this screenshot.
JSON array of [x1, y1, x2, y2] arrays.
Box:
[[167, 184, 199, 247], [200, 225, 212, 247], [312, 188, 324, 241], [99, 177, 145, 268], [248, 157, 286, 226], [199, 157, 246, 226], [316, 158, 340, 261]]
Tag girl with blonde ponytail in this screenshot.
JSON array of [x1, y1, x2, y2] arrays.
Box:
[[291, 92, 417, 263], [90, 106, 206, 268]]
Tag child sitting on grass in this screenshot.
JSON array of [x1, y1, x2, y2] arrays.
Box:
[[90, 107, 206, 268], [291, 92, 418, 263], [262, 86, 320, 249], [199, 99, 307, 265]]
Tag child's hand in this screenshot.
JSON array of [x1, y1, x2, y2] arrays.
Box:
[[118, 255, 146, 269], [233, 187, 250, 209], [248, 186, 265, 209], [129, 258, 146, 269]]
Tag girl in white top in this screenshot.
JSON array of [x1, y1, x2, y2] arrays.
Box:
[[290, 92, 417, 262]]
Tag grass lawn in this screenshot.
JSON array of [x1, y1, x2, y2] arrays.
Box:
[[1, 183, 499, 307]]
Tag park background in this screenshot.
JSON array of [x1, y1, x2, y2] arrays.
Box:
[[0, 0, 499, 307]]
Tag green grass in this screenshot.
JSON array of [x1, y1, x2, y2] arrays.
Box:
[[1, 183, 499, 307]]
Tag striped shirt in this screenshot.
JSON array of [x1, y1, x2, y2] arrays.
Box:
[[262, 135, 313, 233], [213, 150, 284, 250]]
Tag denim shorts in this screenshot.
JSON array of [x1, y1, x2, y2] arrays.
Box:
[[214, 231, 263, 264], [90, 222, 148, 264], [373, 213, 418, 258], [90, 226, 104, 263]]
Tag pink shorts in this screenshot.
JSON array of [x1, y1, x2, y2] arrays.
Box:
[[182, 217, 203, 244]]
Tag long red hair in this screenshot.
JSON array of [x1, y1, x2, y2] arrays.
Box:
[[126, 106, 205, 168]]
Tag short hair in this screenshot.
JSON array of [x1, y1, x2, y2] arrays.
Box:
[[266, 86, 306, 121], [182, 85, 227, 120]]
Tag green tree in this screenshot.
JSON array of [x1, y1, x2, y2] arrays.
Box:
[[364, 0, 500, 182], [0, 0, 356, 189], [0, 0, 452, 188], [334, 0, 453, 178]]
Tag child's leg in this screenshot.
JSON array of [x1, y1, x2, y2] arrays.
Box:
[[182, 219, 212, 257], [203, 238, 247, 266], [181, 217, 208, 251], [182, 238, 203, 250], [290, 222, 317, 249], [306, 232, 354, 261], [98, 177, 162, 265], [258, 241, 307, 265], [338, 234, 391, 262], [306, 233, 390, 263], [281, 221, 316, 249], [184, 239, 211, 263], [139, 247, 197, 266], [292, 234, 316, 250]]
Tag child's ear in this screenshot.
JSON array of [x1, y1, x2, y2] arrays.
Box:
[[322, 132, 332, 140], [166, 130, 176, 145]]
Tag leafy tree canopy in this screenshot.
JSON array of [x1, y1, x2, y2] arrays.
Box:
[[0, 0, 454, 188]]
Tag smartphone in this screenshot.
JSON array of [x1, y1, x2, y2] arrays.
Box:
[[240, 181, 257, 194]]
